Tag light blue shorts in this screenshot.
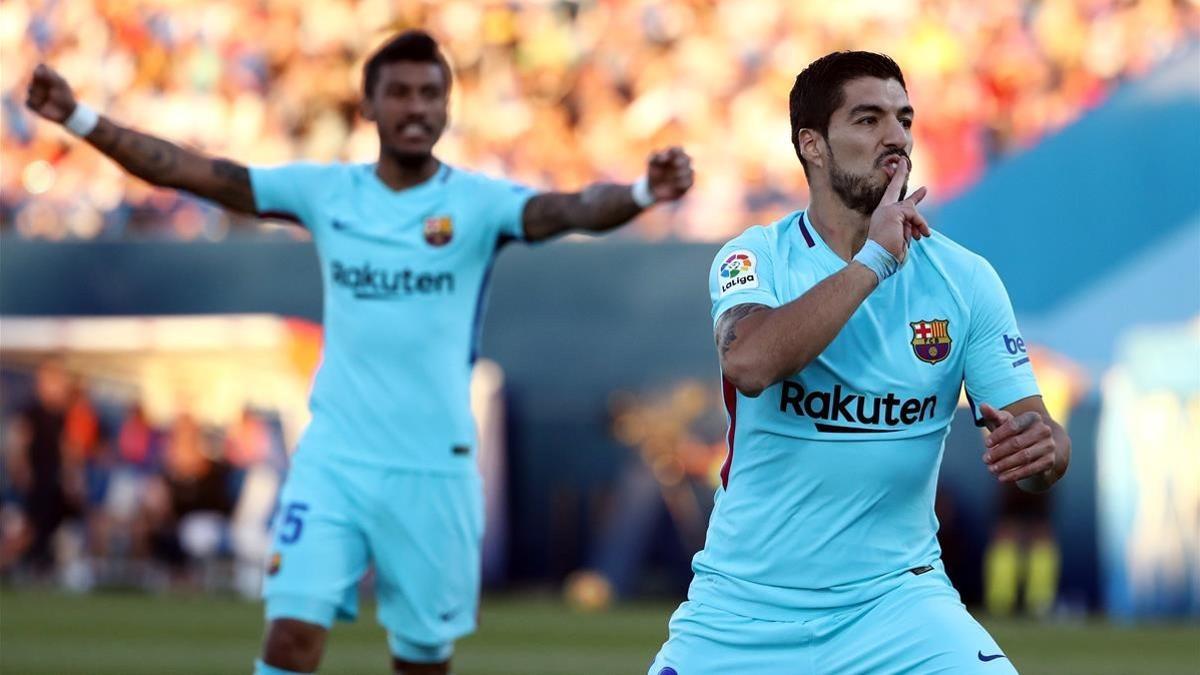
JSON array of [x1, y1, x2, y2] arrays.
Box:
[[649, 568, 1018, 674], [263, 455, 483, 663]]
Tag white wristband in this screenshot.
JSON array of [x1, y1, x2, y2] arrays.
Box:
[[852, 239, 901, 283], [631, 175, 657, 208], [64, 103, 99, 138]]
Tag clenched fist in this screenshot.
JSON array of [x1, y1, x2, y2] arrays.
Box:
[[26, 63, 78, 124], [646, 146, 694, 202]]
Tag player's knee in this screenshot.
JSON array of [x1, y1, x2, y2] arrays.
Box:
[[262, 618, 327, 673], [392, 657, 450, 675]]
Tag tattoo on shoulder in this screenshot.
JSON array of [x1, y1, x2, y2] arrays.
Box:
[[716, 303, 769, 356]]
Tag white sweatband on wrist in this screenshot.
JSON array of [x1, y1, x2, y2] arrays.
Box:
[[64, 103, 99, 138], [852, 240, 901, 283], [631, 175, 656, 208]]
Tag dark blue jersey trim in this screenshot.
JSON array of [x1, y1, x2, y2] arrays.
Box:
[[797, 212, 816, 248]]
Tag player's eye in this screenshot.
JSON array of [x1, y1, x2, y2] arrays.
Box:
[[900, 118, 913, 129], [857, 117, 876, 126]]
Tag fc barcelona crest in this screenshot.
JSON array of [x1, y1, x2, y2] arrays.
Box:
[[910, 319, 952, 364], [423, 216, 453, 246]]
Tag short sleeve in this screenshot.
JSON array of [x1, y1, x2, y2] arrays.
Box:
[[963, 258, 1040, 424], [476, 175, 535, 244], [249, 163, 334, 227], [710, 228, 781, 326]]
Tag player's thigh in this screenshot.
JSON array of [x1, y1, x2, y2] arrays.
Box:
[[263, 460, 370, 627], [648, 601, 809, 675], [819, 572, 1018, 675], [368, 470, 485, 650]]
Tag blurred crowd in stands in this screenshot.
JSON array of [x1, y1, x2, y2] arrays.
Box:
[[2, 0, 1197, 241], [1, 361, 285, 595]]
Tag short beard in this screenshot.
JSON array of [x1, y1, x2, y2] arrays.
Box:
[[385, 146, 435, 171], [828, 149, 907, 216]]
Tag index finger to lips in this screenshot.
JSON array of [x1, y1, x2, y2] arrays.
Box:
[[878, 161, 908, 206]]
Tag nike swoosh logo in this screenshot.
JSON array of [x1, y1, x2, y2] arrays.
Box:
[[978, 651, 1007, 662], [332, 219, 353, 231]]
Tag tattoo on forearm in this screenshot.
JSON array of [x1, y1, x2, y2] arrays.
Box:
[[716, 304, 769, 356], [211, 159, 254, 211], [523, 183, 641, 241], [86, 118, 255, 213], [577, 183, 641, 225], [89, 123, 181, 181], [212, 159, 245, 183]]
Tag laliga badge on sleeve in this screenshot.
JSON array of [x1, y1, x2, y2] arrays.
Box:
[[718, 250, 759, 296]]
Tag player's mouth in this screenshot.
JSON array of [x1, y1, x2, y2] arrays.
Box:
[[397, 122, 433, 142], [879, 154, 910, 178]]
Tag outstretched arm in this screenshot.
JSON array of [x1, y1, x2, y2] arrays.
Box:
[[521, 147, 693, 242], [25, 63, 256, 215]]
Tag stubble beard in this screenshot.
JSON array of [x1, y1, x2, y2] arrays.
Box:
[[385, 145, 435, 171], [828, 149, 907, 216]]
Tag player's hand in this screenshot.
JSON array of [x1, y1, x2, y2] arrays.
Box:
[[646, 146, 694, 202], [866, 159, 929, 264], [979, 403, 1057, 483], [25, 64, 78, 124]]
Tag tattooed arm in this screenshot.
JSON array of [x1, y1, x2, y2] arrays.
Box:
[[521, 147, 693, 242], [26, 64, 256, 214], [715, 262, 880, 397], [84, 118, 256, 213]]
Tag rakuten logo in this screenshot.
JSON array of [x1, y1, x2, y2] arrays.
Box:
[[331, 261, 454, 300], [778, 381, 937, 433]]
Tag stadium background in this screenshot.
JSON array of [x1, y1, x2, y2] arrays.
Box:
[[1, 0, 1198, 673]]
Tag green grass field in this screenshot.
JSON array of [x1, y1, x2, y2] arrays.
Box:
[[1, 590, 1196, 674]]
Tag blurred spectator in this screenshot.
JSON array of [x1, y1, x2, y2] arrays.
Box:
[[2, 360, 81, 575], [0, 366, 284, 591], [2, 0, 1196, 241], [106, 403, 159, 570], [63, 378, 113, 575], [985, 483, 1060, 618], [116, 402, 154, 467], [139, 411, 233, 576], [224, 406, 269, 470], [566, 379, 727, 608]]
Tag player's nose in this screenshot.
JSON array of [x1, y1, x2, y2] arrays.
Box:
[[880, 116, 909, 148]]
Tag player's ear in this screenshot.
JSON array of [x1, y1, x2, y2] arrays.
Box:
[[798, 129, 825, 169], [359, 97, 377, 123]]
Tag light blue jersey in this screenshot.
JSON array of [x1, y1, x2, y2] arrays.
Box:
[[251, 162, 533, 661], [250, 162, 533, 474], [694, 209, 1039, 620]]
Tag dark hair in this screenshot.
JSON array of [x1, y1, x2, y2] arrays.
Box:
[[789, 51, 906, 166], [362, 30, 452, 97]]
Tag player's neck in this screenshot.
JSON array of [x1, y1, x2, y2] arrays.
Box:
[[374, 153, 442, 191], [806, 191, 870, 262]]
